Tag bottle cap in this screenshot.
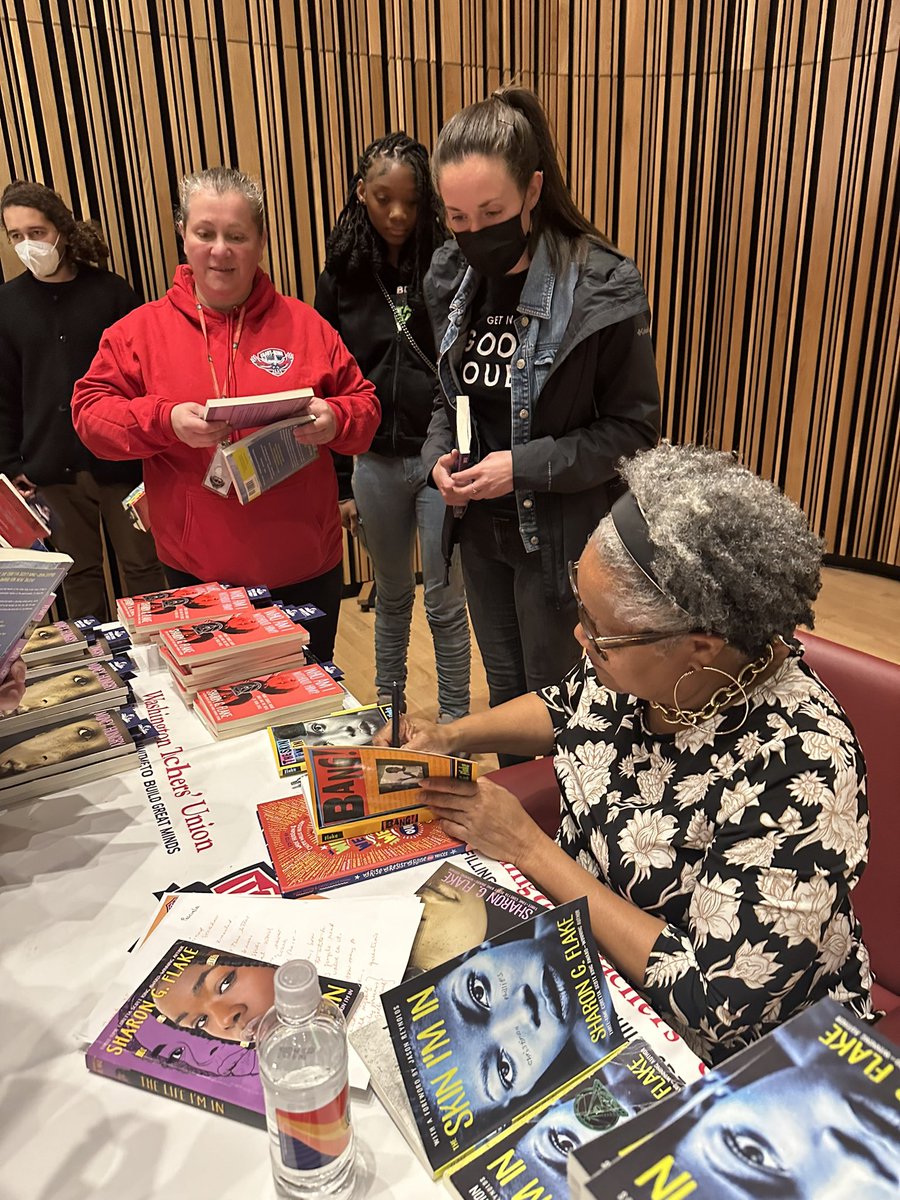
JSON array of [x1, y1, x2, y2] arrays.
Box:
[[274, 959, 321, 1020]]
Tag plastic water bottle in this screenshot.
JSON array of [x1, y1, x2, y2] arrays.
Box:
[[257, 960, 358, 1199]]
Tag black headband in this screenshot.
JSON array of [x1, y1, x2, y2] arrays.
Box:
[[610, 491, 685, 611]]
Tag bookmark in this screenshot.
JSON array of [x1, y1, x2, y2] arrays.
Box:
[[452, 395, 471, 518]]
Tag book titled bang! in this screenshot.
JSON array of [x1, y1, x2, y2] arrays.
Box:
[[85, 939, 360, 1129], [304, 744, 478, 844]]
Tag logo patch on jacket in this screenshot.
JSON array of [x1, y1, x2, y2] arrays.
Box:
[[251, 347, 294, 377]]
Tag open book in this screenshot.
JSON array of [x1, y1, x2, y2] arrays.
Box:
[[303, 743, 478, 844]]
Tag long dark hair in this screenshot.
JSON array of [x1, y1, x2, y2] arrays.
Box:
[[1, 179, 111, 268], [324, 131, 444, 299], [432, 87, 609, 270]]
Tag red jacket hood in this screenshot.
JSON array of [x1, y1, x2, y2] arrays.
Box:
[[167, 263, 276, 325]]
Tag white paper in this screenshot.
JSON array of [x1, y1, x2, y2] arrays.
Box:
[[77, 891, 422, 1090]]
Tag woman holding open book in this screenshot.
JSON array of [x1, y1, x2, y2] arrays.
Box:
[[422, 88, 660, 747], [385, 443, 875, 1067], [72, 167, 380, 661], [315, 133, 471, 722]]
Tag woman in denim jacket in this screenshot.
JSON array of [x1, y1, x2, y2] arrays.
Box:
[[422, 88, 660, 757]]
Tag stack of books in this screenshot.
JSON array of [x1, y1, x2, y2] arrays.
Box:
[[0, 702, 158, 806], [124, 584, 269, 645], [1, 659, 131, 735], [158, 604, 313, 707], [193, 661, 346, 740], [21, 618, 133, 680]]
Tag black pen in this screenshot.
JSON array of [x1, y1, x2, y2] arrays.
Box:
[[391, 680, 401, 747]]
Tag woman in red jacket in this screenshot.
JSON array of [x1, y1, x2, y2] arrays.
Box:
[[72, 167, 380, 661]]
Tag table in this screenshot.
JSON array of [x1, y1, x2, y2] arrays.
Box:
[[0, 642, 700, 1200], [0, 643, 449, 1200]]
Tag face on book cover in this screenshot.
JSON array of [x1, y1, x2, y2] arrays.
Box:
[[411, 876, 489, 975], [131, 1023, 257, 1078], [670, 1064, 900, 1198], [0, 716, 108, 775], [298, 712, 384, 745], [154, 960, 275, 1044], [414, 915, 579, 1119], [25, 625, 67, 651], [17, 667, 104, 712]]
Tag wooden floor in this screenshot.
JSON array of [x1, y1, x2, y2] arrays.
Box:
[[334, 567, 900, 750]]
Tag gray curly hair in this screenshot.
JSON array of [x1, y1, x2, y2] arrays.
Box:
[[175, 167, 265, 235], [590, 443, 823, 658]]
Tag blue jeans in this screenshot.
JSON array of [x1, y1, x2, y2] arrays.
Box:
[[353, 452, 470, 718]]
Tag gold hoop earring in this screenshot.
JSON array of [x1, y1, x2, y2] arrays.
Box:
[[652, 642, 774, 734], [670, 665, 750, 732]]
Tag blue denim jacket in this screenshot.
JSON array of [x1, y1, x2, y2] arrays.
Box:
[[431, 236, 654, 554]]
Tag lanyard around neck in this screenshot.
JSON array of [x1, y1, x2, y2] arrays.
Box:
[[194, 289, 246, 399]]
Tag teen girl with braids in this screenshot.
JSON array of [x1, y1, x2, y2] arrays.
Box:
[[422, 88, 661, 751], [0, 180, 166, 619], [315, 133, 470, 721]]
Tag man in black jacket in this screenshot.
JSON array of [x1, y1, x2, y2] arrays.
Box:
[[0, 181, 165, 619]]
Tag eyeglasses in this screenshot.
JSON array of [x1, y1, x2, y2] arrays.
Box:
[[567, 560, 676, 661]]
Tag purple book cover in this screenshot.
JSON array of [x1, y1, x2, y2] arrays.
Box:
[[85, 939, 360, 1128]]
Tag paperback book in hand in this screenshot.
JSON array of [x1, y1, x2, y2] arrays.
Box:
[[304, 743, 478, 844]]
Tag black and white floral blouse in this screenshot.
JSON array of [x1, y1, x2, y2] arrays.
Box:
[[540, 642, 874, 1065]]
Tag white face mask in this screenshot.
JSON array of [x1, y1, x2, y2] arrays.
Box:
[[15, 235, 62, 278]]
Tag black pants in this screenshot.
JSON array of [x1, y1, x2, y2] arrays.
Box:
[[459, 503, 581, 767], [162, 562, 343, 664], [40, 472, 167, 621]]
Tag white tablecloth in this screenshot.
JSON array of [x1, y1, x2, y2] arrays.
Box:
[[0, 644, 446, 1200]]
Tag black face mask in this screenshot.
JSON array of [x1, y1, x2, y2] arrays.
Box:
[[454, 209, 529, 278]]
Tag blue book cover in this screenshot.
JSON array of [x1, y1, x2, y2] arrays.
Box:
[[223, 418, 319, 504], [581, 998, 900, 1199], [0, 549, 71, 665], [381, 895, 625, 1176]]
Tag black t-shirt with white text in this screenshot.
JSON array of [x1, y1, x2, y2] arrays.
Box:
[[458, 270, 526, 514]]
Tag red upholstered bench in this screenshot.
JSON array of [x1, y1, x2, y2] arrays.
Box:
[[487, 632, 900, 1037]]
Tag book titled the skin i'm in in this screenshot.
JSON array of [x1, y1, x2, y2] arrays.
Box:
[[446, 1035, 685, 1200], [380, 895, 625, 1177], [576, 998, 900, 1200], [85, 939, 361, 1129]]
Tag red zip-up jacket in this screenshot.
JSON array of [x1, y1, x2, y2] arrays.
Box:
[[72, 265, 380, 588]]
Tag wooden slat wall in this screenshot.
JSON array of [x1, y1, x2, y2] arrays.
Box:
[[1, 0, 898, 573]]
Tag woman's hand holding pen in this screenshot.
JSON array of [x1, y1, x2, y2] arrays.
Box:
[[372, 713, 454, 755]]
